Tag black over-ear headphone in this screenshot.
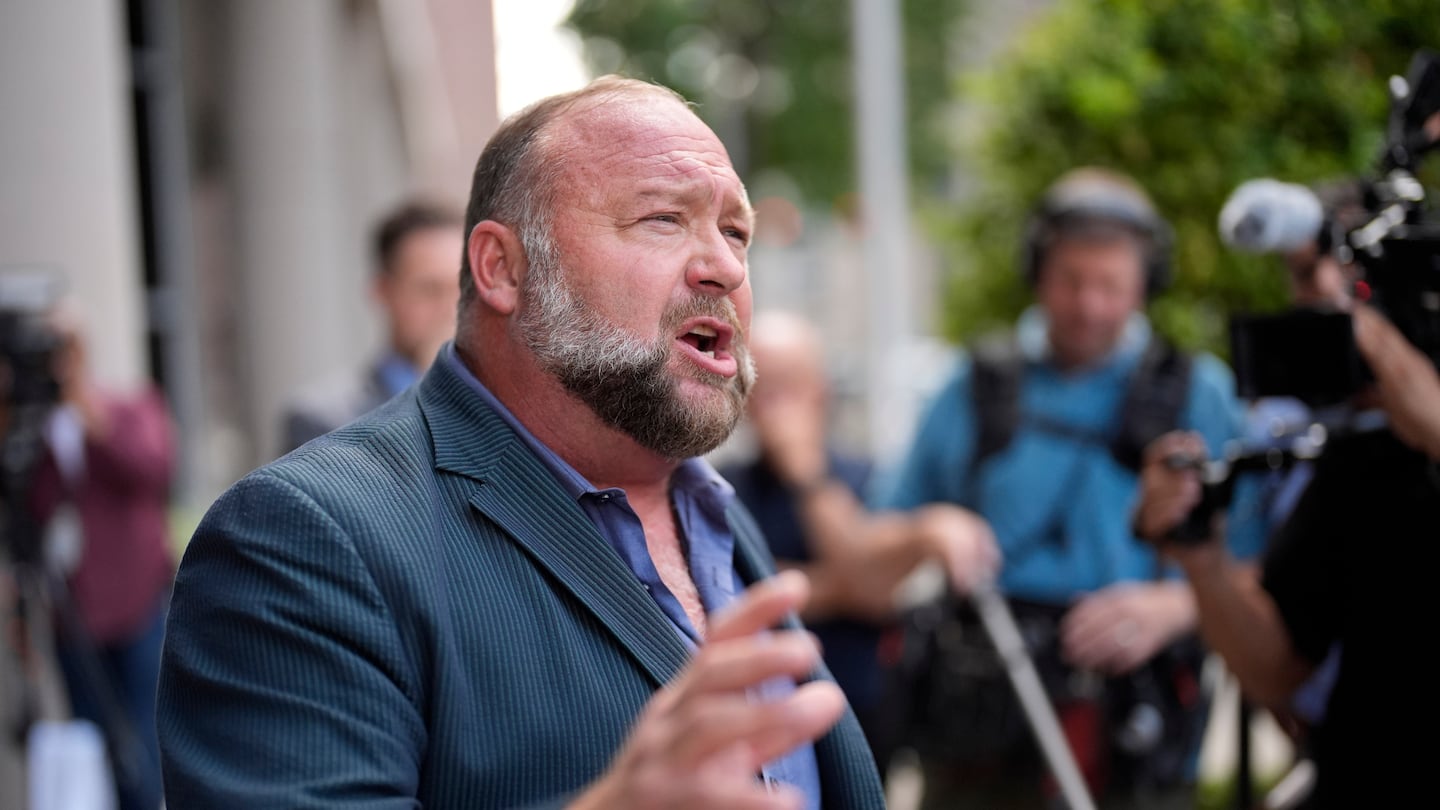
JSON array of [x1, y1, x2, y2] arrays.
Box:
[[1019, 169, 1175, 299]]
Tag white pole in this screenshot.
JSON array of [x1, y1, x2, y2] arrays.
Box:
[[971, 583, 1099, 810], [851, 0, 914, 466]]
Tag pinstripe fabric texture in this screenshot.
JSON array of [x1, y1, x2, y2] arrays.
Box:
[[157, 358, 885, 809]]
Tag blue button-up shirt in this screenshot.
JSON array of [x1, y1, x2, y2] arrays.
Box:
[[443, 346, 822, 807]]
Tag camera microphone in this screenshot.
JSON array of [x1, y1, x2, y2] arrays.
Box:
[[1218, 179, 1325, 254]]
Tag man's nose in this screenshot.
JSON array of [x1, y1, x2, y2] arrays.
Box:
[[685, 229, 747, 296]]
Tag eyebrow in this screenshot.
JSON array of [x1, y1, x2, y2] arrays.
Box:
[[632, 182, 754, 223]]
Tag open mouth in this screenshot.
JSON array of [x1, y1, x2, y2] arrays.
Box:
[[674, 317, 739, 378], [680, 324, 722, 358]]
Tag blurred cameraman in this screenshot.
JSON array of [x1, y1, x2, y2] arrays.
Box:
[[1134, 306, 1440, 807], [28, 303, 175, 810]]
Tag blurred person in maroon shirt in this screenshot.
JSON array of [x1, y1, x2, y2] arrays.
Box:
[[30, 304, 174, 810]]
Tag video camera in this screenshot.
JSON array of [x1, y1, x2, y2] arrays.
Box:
[[1159, 50, 1440, 543], [0, 266, 66, 565], [1222, 48, 1440, 409]]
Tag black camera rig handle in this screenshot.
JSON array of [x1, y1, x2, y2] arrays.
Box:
[[1160, 427, 1328, 545]]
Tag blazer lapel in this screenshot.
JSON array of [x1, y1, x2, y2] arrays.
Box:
[[419, 358, 692, 690], [467, 457, 693, 689]]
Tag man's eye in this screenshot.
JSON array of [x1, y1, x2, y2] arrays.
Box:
[[648, 214, 680, 224], [724, 228, 750, 246]]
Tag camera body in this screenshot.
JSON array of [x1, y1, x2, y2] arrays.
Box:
[[0, 266, 65, 565], [1227, 49, 1440, 408]]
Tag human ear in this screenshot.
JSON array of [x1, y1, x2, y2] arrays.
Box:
[[466, 220, 524, 315]]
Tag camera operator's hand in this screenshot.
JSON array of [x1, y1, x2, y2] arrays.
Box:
[[49, 311, 109, 439], [1132, 431, 1209, 543], [1354, 305, 1440, 461]]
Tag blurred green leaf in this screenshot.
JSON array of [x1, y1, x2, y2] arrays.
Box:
[[565, 0, 970, 210], [939, 0, 1440, 356]]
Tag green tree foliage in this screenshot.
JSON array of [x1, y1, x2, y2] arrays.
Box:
[[564, 0, 966, 210], [936, 0, 1440, 354]]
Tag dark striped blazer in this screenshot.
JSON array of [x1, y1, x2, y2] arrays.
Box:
[[157, 356, 885, 809]]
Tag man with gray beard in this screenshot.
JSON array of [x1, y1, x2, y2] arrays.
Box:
[[156, 76, 886, 810]]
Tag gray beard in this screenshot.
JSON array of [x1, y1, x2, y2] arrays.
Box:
[[515, 244, 753, 460]]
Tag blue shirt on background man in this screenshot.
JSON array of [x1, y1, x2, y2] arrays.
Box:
[[874, 307, 1265, 602]]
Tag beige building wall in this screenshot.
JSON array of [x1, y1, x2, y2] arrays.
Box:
[[180, 0, 499, 501], [0, 0, 147, 390], [2, 0, 500, 510]]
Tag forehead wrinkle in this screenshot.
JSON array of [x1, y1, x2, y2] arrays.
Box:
[[550, 96, 751, 219]]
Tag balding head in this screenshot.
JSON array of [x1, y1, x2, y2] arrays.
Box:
[[747, 310, 829, 414], [455, 77, 691, 342]]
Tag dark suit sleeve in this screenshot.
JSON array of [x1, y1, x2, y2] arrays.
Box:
[[158, 471, 427, 809]]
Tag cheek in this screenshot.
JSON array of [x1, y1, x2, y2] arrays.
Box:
[[733, 286, 753, 331], [1038, 285, 1080, 325]]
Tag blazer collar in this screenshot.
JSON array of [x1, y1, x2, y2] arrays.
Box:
[[418, 358, 698, 688]]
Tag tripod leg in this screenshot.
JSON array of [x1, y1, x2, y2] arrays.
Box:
[[971, 584, 1098, 810]]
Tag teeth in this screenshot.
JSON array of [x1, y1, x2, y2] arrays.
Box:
[[689, 325, 718, 338]]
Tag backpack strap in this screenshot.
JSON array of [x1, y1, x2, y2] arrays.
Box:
[[966, 332, 1194, 479], [1111, 338, 1192, 472], [968, 334, 1027, 483]]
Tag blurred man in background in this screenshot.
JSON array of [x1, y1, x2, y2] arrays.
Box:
[[281, 198, 462, 454], [719, 310, 998, 775], [30, 302, 176, 810], [876, 168, 1264, 808]]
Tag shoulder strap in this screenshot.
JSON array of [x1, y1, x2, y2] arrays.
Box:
[[968, 334, 1026, 478], [1111, 337, 1192, 472], [966, 333, 1193, 475]]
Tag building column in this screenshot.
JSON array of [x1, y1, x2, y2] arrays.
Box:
[[0, 0, 146, 388], [223, 0, 357, 464]]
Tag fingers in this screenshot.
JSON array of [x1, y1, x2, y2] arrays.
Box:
[[1143, 430, 1207, 468], [706, 569, 808, 644], [1136, 432, 1207, 541], [587, 571, 844, 810], [1061, 583, 1195, 675], [1135, 475, 1203, 541], [1061, 586, 1159, 675], [679, 631, 823, 697], [664, 681, 845, 771], [1060, 591, 1122, 665], [915, 504, 1002, 593]]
